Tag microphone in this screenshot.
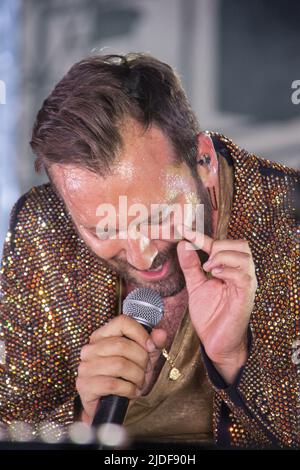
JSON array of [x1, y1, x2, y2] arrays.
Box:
[[92, 287, 164, 428]]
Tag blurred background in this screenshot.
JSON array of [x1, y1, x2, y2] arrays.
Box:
[[0, 0, 299, 247]]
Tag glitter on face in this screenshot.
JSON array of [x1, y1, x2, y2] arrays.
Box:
[[112, 161, 135, 180]]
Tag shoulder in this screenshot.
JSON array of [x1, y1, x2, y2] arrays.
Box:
[[209, 131, 300, 223], [9, 183, 62, 227], [209, 130, 300, 179], [8, 183, 74, 247]]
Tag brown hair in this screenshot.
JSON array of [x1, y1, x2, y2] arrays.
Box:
[[31, 53, 200, 175]]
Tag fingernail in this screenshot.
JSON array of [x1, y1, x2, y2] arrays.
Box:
[[203, 261, 212, 271], [212, 267, 223, 274], [136, 388, 143, 397], [146, 339, 156, 352]]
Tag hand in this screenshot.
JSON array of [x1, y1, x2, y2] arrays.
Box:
[[177, 226, 257, 384], [76, 315, 166, 424]]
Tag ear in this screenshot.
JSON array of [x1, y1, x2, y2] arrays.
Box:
[[196, 133, 219, 188]]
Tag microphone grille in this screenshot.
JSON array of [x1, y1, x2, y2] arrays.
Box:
[[123, 288, 164, 329]]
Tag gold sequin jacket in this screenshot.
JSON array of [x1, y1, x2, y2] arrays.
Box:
[[0, 134, 299, 447]]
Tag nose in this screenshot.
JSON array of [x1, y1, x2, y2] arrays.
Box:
[[126, 235, 158, 271]]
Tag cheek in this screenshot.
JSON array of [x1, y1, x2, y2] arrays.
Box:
[[79, 230, 125, 260], [79, 227, 175, 262]]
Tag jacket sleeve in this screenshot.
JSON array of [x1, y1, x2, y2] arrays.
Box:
[[201, 326, 299, 448], [0, 197, 77, 437]]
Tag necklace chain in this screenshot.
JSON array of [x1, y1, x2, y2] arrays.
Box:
[[162, 348, 182, 381]]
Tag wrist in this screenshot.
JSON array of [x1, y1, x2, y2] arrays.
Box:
[[212, 348, 248, 385]]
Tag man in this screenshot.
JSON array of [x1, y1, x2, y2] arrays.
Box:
[[0, 53, 299, 448]]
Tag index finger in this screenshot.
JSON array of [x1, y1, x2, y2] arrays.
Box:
[[90, 315, 150, 351], [176, 224, 214, 254], [139, 221, 214, 254]]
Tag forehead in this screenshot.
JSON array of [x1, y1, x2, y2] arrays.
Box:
[[52, 122, 189, 208]]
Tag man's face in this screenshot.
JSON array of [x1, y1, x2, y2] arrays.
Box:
[[51, 120, 212, 297]]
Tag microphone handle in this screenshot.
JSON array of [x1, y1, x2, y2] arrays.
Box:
[[92, 395, 129, 426], [91, 324, 151, 428]]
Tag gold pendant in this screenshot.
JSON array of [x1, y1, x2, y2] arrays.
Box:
[[169, 367, 181, 381]]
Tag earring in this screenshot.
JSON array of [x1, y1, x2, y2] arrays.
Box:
[[197, 154, 211, 166], [207, 186, 218, 211]]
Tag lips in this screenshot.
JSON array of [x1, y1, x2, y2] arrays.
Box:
[[137, 259, 171, 280], [147, 264, 163, 272]]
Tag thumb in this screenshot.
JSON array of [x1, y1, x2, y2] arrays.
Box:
[[177, 241, 207, 293], [150, 328, 167, 350], [147, 328, 167, 368]]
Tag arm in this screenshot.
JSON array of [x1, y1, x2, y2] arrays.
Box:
[[0, 197, 76, 433]]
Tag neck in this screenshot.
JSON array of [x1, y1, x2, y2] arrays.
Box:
[[159, 287, 189, 350], [212, 208, 219, 238], [211, 175, 220, 238]]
